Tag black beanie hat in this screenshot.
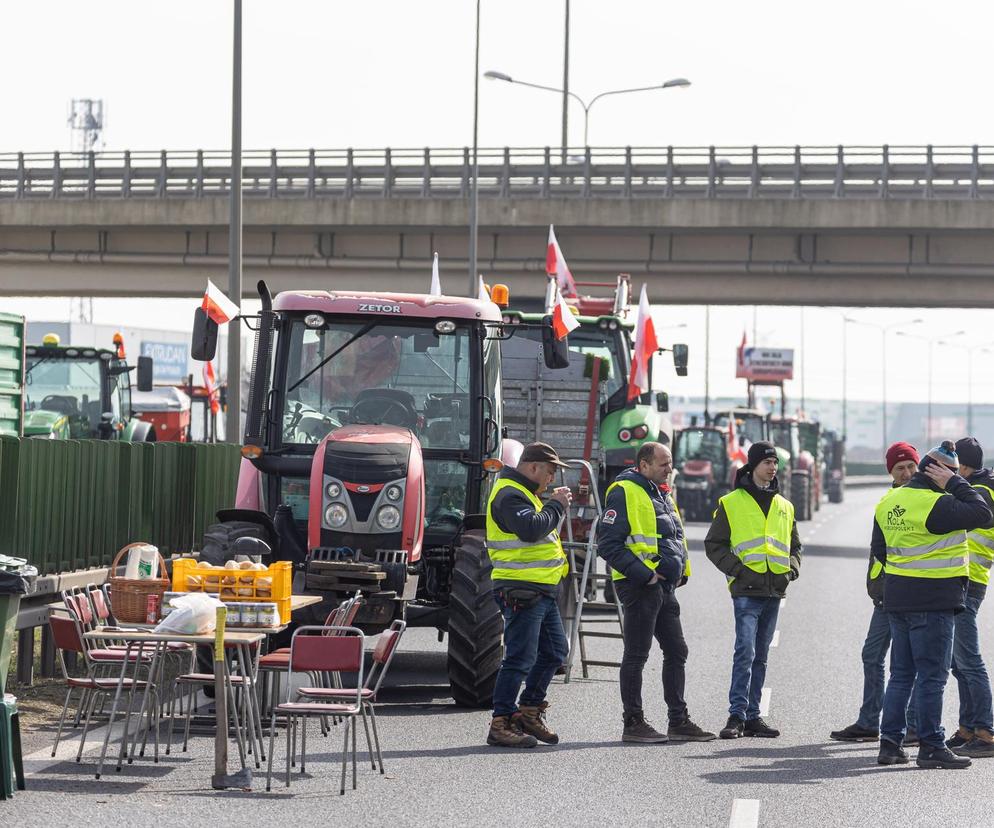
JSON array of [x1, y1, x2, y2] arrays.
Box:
[[955, 437, 983, 470], [747, 440, 778, 468]]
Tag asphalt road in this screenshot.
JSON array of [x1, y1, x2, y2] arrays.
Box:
[[8, 482, 992, 827]]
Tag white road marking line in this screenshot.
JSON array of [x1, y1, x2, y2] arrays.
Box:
[[729, 798, 760, 828], [771, 630, 780, 647], [760, 687, 772, 716]]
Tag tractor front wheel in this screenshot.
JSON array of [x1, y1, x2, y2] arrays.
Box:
[[447, 531, 503, 708]]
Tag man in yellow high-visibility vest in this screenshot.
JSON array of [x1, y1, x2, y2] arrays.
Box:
[[485, 442, 571, 749], [706, 440, 802, 740], [946, 436, 994, 758], [874, 441, 992, 769]]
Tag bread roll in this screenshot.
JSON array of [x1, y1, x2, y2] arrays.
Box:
[[224, 560, 238, 570], [186, 575, 202, 590], [239, 560, 254, 570]]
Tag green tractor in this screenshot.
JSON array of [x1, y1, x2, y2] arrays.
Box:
[[502, 274, 688, 489], [23, 333, 156, 441], [710, 407, 795, 505]]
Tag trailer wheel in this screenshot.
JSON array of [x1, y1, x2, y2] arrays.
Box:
[[447, 531, 503, 708], [791, 472, 812, 521]]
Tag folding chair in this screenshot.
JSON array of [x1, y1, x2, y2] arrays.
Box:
[[265, 626, 365, 794], [295, 620, 406, 772]]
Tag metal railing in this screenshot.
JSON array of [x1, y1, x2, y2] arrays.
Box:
[[1, 145, 993, 201]]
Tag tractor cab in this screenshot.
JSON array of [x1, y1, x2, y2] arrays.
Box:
[[672, 425, 735, 521], [23, 333, 155, 441]]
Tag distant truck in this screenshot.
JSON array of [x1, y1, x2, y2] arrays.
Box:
[[0, 312, 25, 437], [23, 333, 156, 441]]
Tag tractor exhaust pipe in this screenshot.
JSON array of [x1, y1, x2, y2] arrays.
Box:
[[244, 280, 274, 445]]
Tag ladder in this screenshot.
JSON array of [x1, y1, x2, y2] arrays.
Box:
[[556, 459, 625, 682]]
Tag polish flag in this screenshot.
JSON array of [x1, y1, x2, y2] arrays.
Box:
[[478, 275, 489, 301], [201, 279, 240, 325], [552, 289, 580, 340], [203, 360, 220, 415], [546, 225, 578, 299], [737, 330, 747, 371], [627, 284, 659, 401], [429, 252, 442, 297]]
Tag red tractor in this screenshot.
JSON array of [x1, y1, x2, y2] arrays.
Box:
[[191, 280, 565, 707]]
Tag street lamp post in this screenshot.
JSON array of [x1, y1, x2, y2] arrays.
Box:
[[484, 71, 690, 147], [226, 0, 242, 445], [704, 306, 711, 424], [468, 0, 481, 296]]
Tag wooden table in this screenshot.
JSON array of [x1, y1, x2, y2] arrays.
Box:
[[83, 628, 265, 787]]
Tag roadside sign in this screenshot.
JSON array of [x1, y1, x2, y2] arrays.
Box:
[[141, 340, 189, 381], [736, 346, 794, 382]]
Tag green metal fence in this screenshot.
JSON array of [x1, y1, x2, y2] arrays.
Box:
[[0, 313, 24, 437], [0, 437, 241, 575]]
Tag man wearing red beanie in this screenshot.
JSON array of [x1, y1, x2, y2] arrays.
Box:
[[830, 442, 921, 744]]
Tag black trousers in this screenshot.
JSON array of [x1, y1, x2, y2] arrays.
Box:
[[615, 579, 689, 723]]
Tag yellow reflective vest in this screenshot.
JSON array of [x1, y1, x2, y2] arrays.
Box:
[[606, 479, 660, 582], [966, 483, 994, 585], [486, 477, 568, 585], [874, 487, 969, 580], [719, 488, 794, 579]]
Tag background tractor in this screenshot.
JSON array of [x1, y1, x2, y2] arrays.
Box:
[[672, 424, 738, 521], [191, 280, 566, 708], [23, 333, 155, 441]]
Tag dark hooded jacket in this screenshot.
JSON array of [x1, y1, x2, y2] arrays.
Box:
[[870, 465, 992, 613], [705, 464, 802, 599], [595, 467, 686, 589]]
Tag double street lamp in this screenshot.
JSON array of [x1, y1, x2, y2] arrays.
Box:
[[483, 71, 690, 149]]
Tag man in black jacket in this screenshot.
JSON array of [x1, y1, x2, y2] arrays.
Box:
[[874, 441, 992, 769], [706, 441, 802, 740], [597, 442, 716, 744]]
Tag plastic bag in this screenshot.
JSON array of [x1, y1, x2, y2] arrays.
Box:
[[154, 592, 224, 635]]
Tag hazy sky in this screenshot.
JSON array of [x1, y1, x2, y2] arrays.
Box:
[[4, 1, 994, 404]]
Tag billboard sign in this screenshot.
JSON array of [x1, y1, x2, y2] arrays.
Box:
[[141, 340, 189, 382], [736, 346, 794, 382]]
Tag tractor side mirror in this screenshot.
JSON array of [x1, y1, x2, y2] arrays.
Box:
[[655, 391, 669, 413], [191, 307, 219, 361], [136, 356, 154, 392], [540, 315, 570, 370], [672, 343, 689, 377]]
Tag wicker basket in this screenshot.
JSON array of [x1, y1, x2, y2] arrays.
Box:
[[108, 542, 170, 623]]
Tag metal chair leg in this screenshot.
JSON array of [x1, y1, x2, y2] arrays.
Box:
[[369, 704, 385, 774], [300, 715, 307, 774], [339, 718, 350, 795], [359, 706, 375, 770], [265, 709, 278, 792], [51, 686, 75, 757], [75, 690, 99, 763], [351, 713, 357, 790]]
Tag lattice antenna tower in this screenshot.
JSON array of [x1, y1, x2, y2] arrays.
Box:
[[67, 99, 105, 154]]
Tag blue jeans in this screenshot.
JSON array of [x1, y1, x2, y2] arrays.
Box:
[[881, 610, 954, 749], [951, 593, 993, 731], [856, 605, 918, 731], [729, 596, 780, 720], [491, 590, 569, 717]]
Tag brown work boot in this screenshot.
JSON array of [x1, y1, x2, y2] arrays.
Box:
[[955, 728, 994, 758], [487, 715, 538, 748], [515, 702, 560, 744]]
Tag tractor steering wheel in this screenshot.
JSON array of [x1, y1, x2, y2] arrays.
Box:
[[349, 395, 417, 429]]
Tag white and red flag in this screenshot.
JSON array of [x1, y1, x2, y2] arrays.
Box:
[[201, 279, 240, 325], [546, 225, 578, 299], [627, 284, 659, 401], [429, 252, 442, 297], [478, 275, 489, 301], [551, 288, 580, 340], [203, 360, 220, 415]]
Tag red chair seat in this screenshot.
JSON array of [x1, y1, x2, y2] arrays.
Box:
[[272, 647, 291, 654], [275, 701, 358, 715], [258, 653, 291, 668], [67, 677, 146, 689], [297, 687, 374, 700], [88, 648, 153, 662], [175, 672, 252, 685]]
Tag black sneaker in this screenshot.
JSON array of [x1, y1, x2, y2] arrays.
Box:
[[954, 733, 994, 759], [830, 723, 880, 742], [946, 727, 973, 750], [622, 714, 669, 744], [904, 728, 919, 747], [744, 717, 780, 738], [917, 745, 972, 769], [668, 718, 717, 742], [877, 739, 910, 765], [720, 715, 745, 740]]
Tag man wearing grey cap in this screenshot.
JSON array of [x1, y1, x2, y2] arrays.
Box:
[[485, 442, 572, 749]]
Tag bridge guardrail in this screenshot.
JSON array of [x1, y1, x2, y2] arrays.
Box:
[[1, 145, 994, 201], [0, 437, 241, 575]]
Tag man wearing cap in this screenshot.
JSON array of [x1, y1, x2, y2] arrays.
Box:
[[597, 442, 716, 744], [485, 442, 572, 749], [945, 437, 994, 758], [705, 440, 802, 739], [874, 441, 992, 769], [830, 442, 921, 744]]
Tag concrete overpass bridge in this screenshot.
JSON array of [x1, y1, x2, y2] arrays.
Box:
[[2, 144, 994, 307]]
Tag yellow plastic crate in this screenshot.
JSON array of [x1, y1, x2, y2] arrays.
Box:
[[172, 559, 293, 624]]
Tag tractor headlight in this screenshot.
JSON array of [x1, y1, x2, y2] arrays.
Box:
[[376, 505, 401, 530], [325, 481, 343, 499], [632, 424, 648, 440], [618, 428, 632, 442], [385, 485, 403, 502], [325, 503, 348, 528]]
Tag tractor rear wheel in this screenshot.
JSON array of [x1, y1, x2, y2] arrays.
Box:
[[791, 472, 812, 521], [447, 531, 503, 708]]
